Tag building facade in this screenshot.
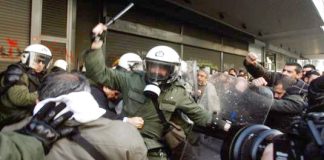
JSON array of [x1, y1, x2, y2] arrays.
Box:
[[0, 0, 297, 73]]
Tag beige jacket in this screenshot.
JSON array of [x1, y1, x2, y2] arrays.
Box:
[[46, 117, 148, 160]]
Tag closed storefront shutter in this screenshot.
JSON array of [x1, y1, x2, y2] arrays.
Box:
[[42, 0, 67, 37], [223, 53, 245, 71], [75, 0, 99, 66], [105, 31, 181, 67], [41, 41, 67, 64], [41, 0, 67, 62], [0, 0, 31, 72], [0, 61, 16, 72], [183, 45, 221, 71]]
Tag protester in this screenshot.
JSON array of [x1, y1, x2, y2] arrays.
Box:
[[252, 76, 305, 132], [238, 69, 248, 80], [193, 69, 222, 160], [196, 69, 220, 113], [244, 52, 308, 100], [37, 72, 148, 160], [228, 68, 237, 77], [304, 70, 320, 84], [307, 76, 324, 112], [105, 52, 143, 114], [302, 64, 316, 77]]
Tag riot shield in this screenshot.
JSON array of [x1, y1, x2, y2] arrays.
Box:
[[180, 60, 198, 99], [209, 73, 273, 125], [189, 73, 274, 160]]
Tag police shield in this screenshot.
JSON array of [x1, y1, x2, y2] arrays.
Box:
[[209, 73, 273, 125], [180, 60, 198, 98]]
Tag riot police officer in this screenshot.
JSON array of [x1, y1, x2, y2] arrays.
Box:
[[84, 23, 230, 160], [117, 52, 143, 72], [0, 44, 52, 127]]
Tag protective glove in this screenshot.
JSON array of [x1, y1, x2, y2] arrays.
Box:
[[16, 102, 75, 154], [210, 112, 231, 132]]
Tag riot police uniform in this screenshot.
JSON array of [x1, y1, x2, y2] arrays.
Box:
[[84, 46, 227, 159], [0, 44, 52, 127], [0, 63, 40, 122]]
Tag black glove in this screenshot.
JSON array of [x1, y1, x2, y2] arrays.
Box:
[[16, 102, 75, 154], [4, 64, 23, 86]]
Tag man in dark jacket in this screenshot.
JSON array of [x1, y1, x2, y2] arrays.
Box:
[[37, 72, 148, 160], [244, 52, 308, 99], [302, 64, 316, 78], [307, 76, 324, 112], [252, 76, 305, 132], [304, 70, 320, 84]]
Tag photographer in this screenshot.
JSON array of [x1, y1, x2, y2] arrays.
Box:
[[261, 76, 324, 160], [219, 76, 324, 160], [0, 102, 75, 160]]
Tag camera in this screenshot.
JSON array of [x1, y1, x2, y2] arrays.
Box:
[[220, 112, 324, 160]]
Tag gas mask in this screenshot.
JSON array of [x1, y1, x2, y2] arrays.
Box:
[[144, 82, 161, 99]]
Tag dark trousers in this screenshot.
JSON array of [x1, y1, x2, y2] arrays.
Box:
[[170, 141, 198, 160]]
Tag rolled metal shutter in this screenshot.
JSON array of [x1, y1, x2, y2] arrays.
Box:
[[223, 53, 245, 71], [41, 0, 67, 62], [0, 0, 31, 72], [105, 31, 181, 67], [183, 45, 221, 71]]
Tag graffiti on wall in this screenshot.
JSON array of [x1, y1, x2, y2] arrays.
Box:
[[0, 37, 74, 62], [0, 38, 21, 58]]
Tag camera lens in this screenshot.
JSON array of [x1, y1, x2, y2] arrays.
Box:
[[221, 124, 283, 160]]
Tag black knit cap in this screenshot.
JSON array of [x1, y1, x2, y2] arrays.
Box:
[[308, 76, 324, 111]]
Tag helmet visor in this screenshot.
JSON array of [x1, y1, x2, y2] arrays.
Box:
[[28, 51, 52, 70], [145, 60, 174, 82], [129, 61, 143, 71]]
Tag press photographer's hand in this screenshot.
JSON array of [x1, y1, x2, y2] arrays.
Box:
[[16, 102, 75, 154]]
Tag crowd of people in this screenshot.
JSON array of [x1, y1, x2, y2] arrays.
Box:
[[0, 22, 323, 160]]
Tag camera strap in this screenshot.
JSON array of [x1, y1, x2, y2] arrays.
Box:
[[71, 133, 105, 160]]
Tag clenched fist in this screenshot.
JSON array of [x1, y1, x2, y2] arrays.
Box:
[[245, 52, 258, 66]]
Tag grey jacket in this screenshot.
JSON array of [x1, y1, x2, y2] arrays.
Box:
[[47, 118, 148, 160], [3, 117, 148, 160], [197, 82, 220, 113]]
